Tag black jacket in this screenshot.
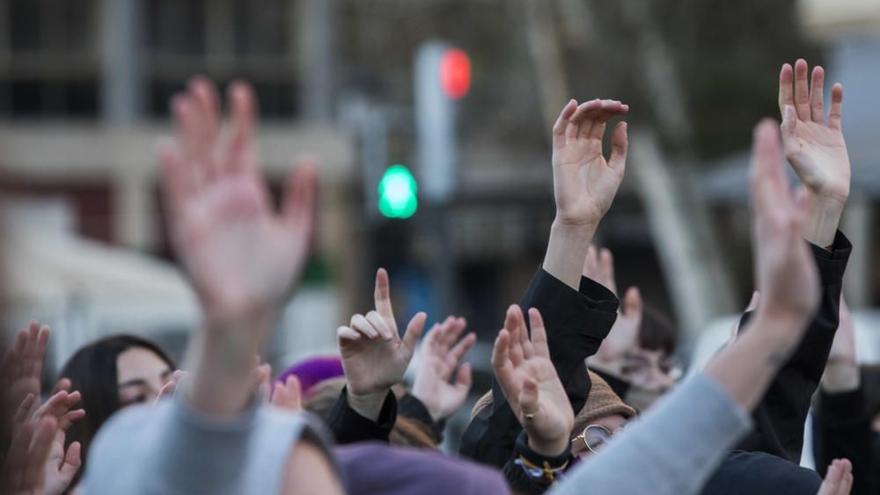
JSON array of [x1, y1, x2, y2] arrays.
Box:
[[701, 232, 851, 495], [459, 269, 618, 468], [813, 381, 878, 495]]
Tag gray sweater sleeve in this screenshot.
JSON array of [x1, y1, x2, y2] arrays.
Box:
[[84, 395, 325, 495], [550, 372, 752, 495]]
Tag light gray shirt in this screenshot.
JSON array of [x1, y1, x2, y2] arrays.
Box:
[[84, 396, 334, 495], [551, 372, 752, 495]]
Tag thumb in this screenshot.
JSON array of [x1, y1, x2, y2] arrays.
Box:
[[59, 441, 82, 481], [518, 378, 540, 418]]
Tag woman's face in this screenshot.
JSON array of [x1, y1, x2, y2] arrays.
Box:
[[116, 347, 173, 407]]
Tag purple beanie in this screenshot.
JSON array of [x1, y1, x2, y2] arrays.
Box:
[[276, 356, 344, 397]]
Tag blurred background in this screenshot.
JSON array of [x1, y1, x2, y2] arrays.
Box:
[[0, 0, 879, 446]]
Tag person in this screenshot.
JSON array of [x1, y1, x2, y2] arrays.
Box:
[[328, 270, 474, 446], [461, 97, 629, 469], [57, 333, 177, 487], [812, 299, 877, 495], [582, 246, 679, 408], [83, 77, 344, 495], [494, 117, 850, 495]]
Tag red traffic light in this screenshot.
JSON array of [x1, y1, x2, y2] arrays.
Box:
[[440, 48, 471, 100]]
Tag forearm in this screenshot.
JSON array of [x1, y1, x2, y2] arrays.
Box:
[[705, 313, 808, 411], [183, 309, 275, 418], [542, 220, 595, 290]]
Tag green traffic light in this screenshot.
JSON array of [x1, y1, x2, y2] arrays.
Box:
[[378, 164, 418, 219]]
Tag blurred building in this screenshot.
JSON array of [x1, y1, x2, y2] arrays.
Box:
[[0, 0, 354, 370]]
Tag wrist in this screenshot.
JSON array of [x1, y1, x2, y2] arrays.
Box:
[[806, 193, 846, 248], [748, 310, 810, 353], [551, 217, 598, 239], [527, 434, 570, 458], [544, 220, 596, 290], [346, 388, 389, 422]]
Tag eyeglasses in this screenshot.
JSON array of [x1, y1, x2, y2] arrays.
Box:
[[570, 424, 625, 456]]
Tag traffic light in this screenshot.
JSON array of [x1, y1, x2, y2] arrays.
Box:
[[415, 42, 470, 203], [378, 164, 418, 219], [440, 48, 471, 100]]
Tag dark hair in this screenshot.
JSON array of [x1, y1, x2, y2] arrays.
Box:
[[638, 305, 678, 356], [58, 334, 175, 487]]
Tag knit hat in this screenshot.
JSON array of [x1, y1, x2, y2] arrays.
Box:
[[572, 371, 637, 435], [276, 356, 344, 397]]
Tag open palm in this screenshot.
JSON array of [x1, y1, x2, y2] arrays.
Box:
[[778, 60, 850, 201], [159, 79, 316, 316], [551, 99, 629, 226], [337, 268, 427, 395], [492, 305, 573, 455], [411, 316, 475, 420]]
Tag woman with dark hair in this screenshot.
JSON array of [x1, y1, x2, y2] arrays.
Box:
[[58, 334, 176, 488]]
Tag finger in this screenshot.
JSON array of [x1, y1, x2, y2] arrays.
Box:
[[453, 362, 473, 395], [5, 421, 34, 488], [809, 66, 825, 124], [448, 332, 477, 365], [282, 158, 318, 240], [599, 248, 616, 294], [366, 310, 394, 341], [158, 139, 195, 216], [574, 99, 603, 140], [837, 459, 852, 495], [401, 312, 427, 359], [490, 330, 516, 394], [749, 119, 787, 214], [187, 77, 220, 175], [34, 324, 50, 369], [59, 441, 82, 482], [552, 99, 578, 149], [59, 409, 86, 431], [793, 59, 811, 119], [778, 63, 794, 116], [272, 375, 303, 412], [13, 393, 35, 425], [506, 305, 525, 366], [528, 308, 551, 359], [52, 378, 72, 395], [154, 380, 177, 405], [828, 83, 843, 130], [587, 99, 627, 141], [583, 245, 598, 279], [442, 316, 468, 350], [336, 325, 361, 342], [608, 121, 628, 170], [351, 313, 379, 339], [623, 287, 643, 317], [172, 95, 203, 167], [225, 81, 258, 174], [518, 378, 540, 417], [374, 268, 395, 320], [818, 460, 843, 495], [565, 100, 594, 142]]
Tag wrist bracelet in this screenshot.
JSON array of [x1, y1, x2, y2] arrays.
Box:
[[514, 454, 569, 483]]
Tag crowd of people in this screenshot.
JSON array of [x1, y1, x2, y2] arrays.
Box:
[[0, 58, 877, 494]]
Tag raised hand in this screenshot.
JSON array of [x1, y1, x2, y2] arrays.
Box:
[[270, 375, 304, 413], [778, 59, 850, 247], [582, 245, 617, 294], [337, 268, 426, 419], [410, 316, 476, 421], [491, 306, 573, 456], [2, 322, 50, 424], [159, 77, 316, 318], [551, 99, 629, 228], [750, 119, 820, 325], [817, 459, 853, 495]]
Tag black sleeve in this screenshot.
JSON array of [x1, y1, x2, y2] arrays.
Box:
[[735, 231, 851, 462], [327, 386, 397, 445], [812, 383, 875, 495], [397, 393, 445, 444], [459, 269, 618, 468], [502, 430, 573, 495]]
